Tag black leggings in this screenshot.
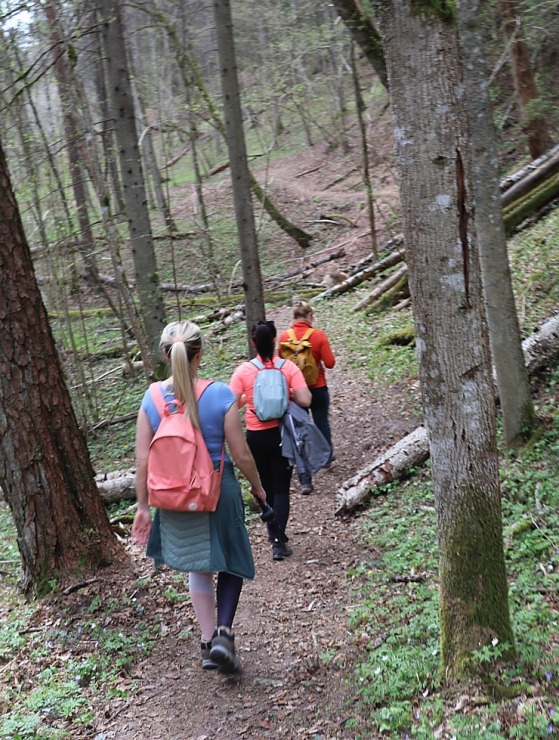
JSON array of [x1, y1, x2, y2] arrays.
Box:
[[217, 572, 243, 628], [246, 427, 293, 534]]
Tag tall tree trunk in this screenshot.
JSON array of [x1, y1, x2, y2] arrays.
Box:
[[44, 0, 100, 284], [498, 0, 554, 158], [212, 0, 265, 351], [350, 41, 378, 258], [128, 58, 177, 235], [99, 0, 166, 371], [372, 0, 515, 680], [0, 138, 121, 596], [184, 81, 222, 299], [457, 0, 534, 447]]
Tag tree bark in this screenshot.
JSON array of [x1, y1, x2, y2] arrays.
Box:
[[351, 41, 378, 258], [0, 139, 121, 596], [373, 0, 515, 679], [99, 0, 167, 370], [457, 0, 534, 448], [498, 0, 554, 159], [44, 1, 100, 284], [213, 0, 266, 353]]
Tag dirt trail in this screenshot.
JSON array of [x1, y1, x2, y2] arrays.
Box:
[[94, 115, 409, 738], [95, 305, 414, 740]]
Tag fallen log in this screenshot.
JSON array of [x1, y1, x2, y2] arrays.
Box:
[[503, 173, 559, 236], [351, 263, 408, 312], [335, 311, 559, 516], [312, 236, 405, 300], [95, 470, 136, 503], [264, 249, 346, 285], [335, 427, 429, 516], [500, 144, 559, 195], [522, 312, 559, 375], [163, 144, 190, 169], [316, 149, 559, 304]]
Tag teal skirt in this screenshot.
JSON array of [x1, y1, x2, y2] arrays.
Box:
[[146, 463, 255, 580]]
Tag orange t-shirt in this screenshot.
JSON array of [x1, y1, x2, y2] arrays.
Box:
[[229, 356, 308, 431], [278, 321, 335, 388]]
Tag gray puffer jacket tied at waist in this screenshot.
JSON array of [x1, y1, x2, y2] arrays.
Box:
[[279, 401, 331, 481]]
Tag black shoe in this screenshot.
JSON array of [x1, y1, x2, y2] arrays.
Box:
[[272, 540, 293, 561], [301, 482, 314, 495], [210, 627, 241, 674], [201, 639, 218, 670], [324, 453, 336, 469]]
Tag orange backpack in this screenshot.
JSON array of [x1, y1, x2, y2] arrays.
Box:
[[147, 380, 224, 512], [280, 328, 319, 387]]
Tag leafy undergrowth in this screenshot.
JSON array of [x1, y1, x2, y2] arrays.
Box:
[[345, 371, 559, 738], [0, 554, 157, 739]]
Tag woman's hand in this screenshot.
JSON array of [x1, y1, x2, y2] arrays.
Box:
[[132, 506, 152, 545], [250, 483, 267, 505]]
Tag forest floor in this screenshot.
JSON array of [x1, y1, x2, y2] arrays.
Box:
[[89, 111, 421, 738]]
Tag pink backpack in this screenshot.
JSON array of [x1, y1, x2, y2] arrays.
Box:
[[147, 379, 224, 512]]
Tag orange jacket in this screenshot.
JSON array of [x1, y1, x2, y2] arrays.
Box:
[[278, 320, 335, 388]]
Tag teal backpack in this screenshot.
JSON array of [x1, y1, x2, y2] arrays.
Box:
[[250, 358, 288, 421]]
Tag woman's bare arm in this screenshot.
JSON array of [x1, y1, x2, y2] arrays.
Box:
[[223, 403, 267, 503]]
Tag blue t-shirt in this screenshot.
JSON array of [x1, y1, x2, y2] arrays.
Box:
[[141, 380, 236, 462]]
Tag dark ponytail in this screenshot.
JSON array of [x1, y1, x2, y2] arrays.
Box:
[[251, 320, 276, 362]]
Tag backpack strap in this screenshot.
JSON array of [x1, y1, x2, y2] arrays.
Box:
[[149, 382, 167, 417], [250, 358, 285, 369], [149, 379, 214, 418], [196, 378, 214, 399], [196, 379, 224, 474], [287, 328, 314, 344]]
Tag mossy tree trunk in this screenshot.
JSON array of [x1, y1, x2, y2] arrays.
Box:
[[331, 0, 388, 89], [372, 0, 515, 680]]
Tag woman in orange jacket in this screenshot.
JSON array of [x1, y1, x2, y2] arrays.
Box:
[[278, 300, 336, 493]]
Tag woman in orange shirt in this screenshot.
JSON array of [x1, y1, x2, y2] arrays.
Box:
[[230, 320, 311, 560], [278, 300, 336, 494]]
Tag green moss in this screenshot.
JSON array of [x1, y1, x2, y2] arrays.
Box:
[[438, 484, 516, 679], [380, 326, 415, 347], [410, 0, 456, 24]]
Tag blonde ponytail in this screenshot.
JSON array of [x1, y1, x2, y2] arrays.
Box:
[[160, 321, 203, 429]]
